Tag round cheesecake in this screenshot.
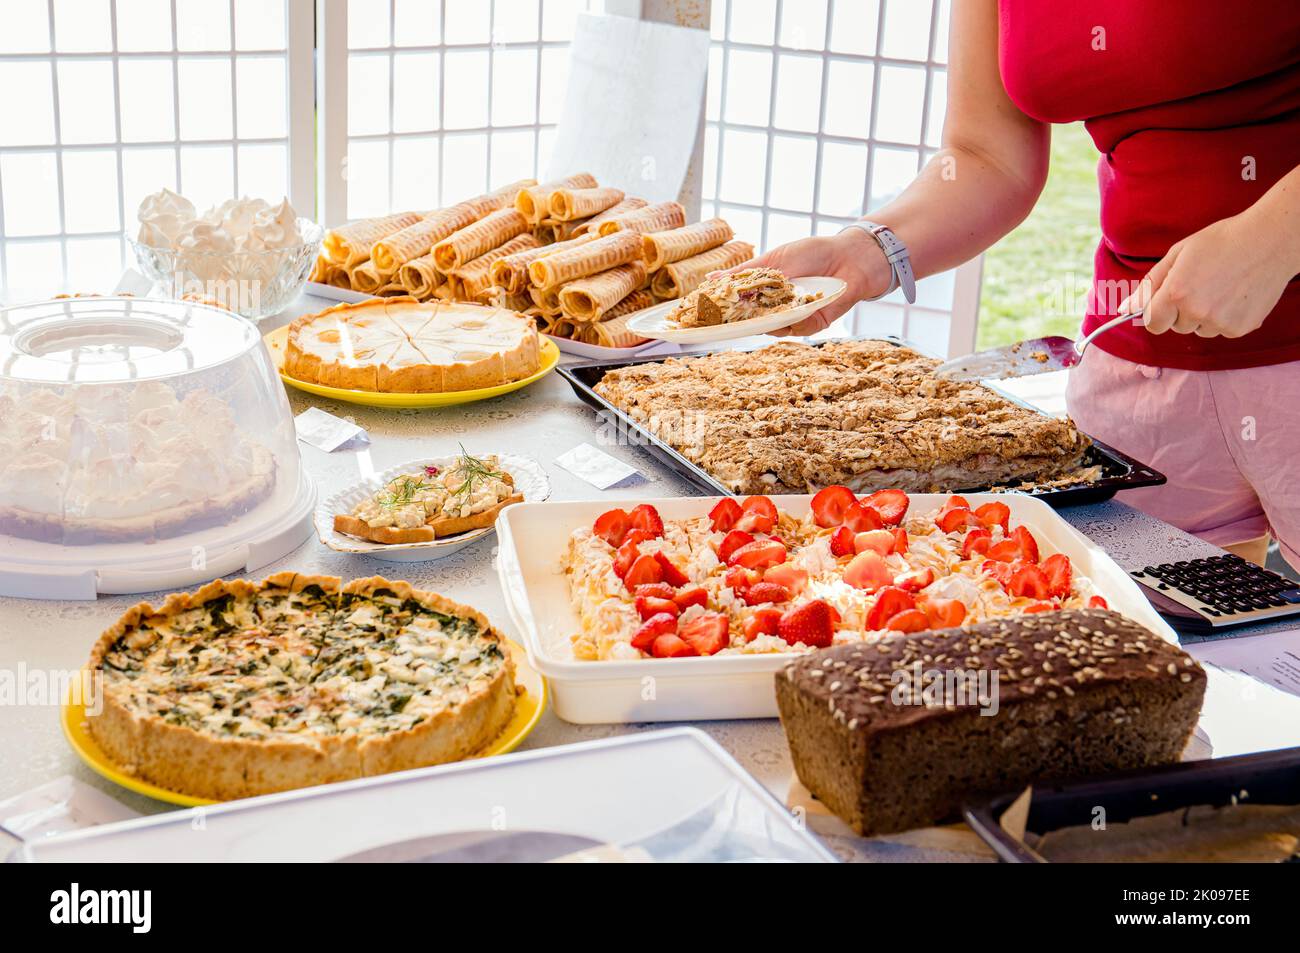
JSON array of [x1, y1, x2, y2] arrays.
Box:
[[285, 298, 541, 393]]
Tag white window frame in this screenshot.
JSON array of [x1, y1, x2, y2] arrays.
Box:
[[0, 0, 315, 298]]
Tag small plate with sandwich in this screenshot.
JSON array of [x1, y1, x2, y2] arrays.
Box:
[[625, 268, 845, 343], [318, 449, 550, 561]]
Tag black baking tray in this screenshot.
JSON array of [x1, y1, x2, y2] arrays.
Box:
[[556, 338, 1166, 508], [962, 746, 1300, 862]]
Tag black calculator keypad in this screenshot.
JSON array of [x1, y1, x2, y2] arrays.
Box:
[[1132, 554, 1300, 625]]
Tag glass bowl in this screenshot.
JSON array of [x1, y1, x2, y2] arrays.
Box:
[[128, 218, 324, 319]]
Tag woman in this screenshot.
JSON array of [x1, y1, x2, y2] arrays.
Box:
[[741, 1, 1300, 569]]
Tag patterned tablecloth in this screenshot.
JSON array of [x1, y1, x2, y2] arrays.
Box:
[[1, 291, 1294, 863]]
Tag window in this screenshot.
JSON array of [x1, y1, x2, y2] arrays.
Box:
[[702, 0, 979, 355], [0, 0, 309, 302], [331, 0, 606, 222]]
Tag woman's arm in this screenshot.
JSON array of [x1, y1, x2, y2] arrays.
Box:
[[738, 0, 1051, 333], [1120, 163, 1300, 337]]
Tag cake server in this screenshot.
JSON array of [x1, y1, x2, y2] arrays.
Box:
[[934, 311, 1137, 381]]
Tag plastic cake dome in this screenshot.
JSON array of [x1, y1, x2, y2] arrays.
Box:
[[0, 296, 314, 599]]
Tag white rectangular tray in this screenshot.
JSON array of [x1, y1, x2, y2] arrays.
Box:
[[494, 492, 1179, 724], [14, 729, 834, 862]]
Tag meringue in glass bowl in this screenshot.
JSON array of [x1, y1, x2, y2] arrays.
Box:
[[128, 190, 323, 319]]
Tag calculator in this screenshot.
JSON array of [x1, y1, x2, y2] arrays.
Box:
[[1130, 554, 1300, 633]]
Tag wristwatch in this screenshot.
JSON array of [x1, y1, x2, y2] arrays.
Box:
[[840, 221, 916, 304]]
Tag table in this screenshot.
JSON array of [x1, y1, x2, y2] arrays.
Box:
[[2, 291, 1295, 863]]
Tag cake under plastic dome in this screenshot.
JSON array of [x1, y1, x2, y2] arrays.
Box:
[[0, 296, 314, 599]]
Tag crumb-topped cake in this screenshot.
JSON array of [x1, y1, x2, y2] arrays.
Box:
[[561, 490, 1110, 661], [776, 609, 1205, 835], [591, 340, 1090, 494], [667, 267, 820, 328], [86, 573, 516, 800]]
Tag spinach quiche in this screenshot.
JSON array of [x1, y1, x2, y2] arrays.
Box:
[[86, 573, 517, 800]]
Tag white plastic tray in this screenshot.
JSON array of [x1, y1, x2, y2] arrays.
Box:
[[14, 728, 835, 862], [494, 492, 1179, 724]]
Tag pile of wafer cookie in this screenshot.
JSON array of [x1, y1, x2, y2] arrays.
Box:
[[309, 173, 753, 348]]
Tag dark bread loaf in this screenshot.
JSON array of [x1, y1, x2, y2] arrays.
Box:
[[775, 608, 1206, 836]]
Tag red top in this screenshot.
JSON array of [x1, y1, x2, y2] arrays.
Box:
[[998, 1, 1300, 370]]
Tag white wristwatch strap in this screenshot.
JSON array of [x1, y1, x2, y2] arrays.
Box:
[[841, 221, 917, 304]]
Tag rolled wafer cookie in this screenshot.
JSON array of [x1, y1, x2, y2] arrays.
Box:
[[323, 211, 422, 267], [326, 265, 352, 290], [474, 178, 537, 214], [376, 281, 409, 297], [582, 308, 650, 348], [529, 284, 563, 315], [596, 201, 686, 237], [491, 232, 598, 294], [573, 197, 648, 236], [432, 208, 529, 272], [450, 233, 541, 300], [349, 260, 386, 294], [642, 218, 734, 271], [515, 173, 598, 224], [398, 252, 443, 299], [559, 261, 648, 322], [528, 231, 642, 289], [650, 240, 755, 300], [549, 187, 625, 222], [535, 218, 592, 244], [370, 203, 482, 274]]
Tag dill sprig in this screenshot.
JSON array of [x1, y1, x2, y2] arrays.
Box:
[[450, 445, 505, 500], [377, 475, 430, 509]]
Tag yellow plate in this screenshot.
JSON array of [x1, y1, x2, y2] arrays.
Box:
[[61, 640, 547, 808], [263, 325, 559, 408]]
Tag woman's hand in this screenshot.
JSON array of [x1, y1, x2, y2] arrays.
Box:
[[718, 228, 894, 336], [1118, 209, 1298, 338]]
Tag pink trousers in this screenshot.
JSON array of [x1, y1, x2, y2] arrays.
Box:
[[1065, 346, 1300, 570]]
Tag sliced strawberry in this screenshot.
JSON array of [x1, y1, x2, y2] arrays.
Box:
[[944, 495, 971, 510], [743, 606, 784, 642], [623, 554, 663, 592], [974, 501, 1011, 533], [893, 567, 935, 592], [982, 559, 1014, 587], [679, 612, 730, 656], [743, 581, 792, 605], [830, 525, 857, 557], [892, 527, 909, 554], [725, 565, 761, 593], [673, 586, 709, 610], [886, 609, 931, 633], [777, 600, 835, 648], [938, 506, 977, 534], [593, 508, 630, 547], [612, 533, 652, 578], [717, 529, 755, 564], [729, 539, 787, 570], [985, 539, 1022, 563], [652, 551, 690, 587], [651, 633, 697, 658], [844, 550, 892, 592], [634, 582, 677, 601], [1008, 564, 1051, 600], [961, 527, 993, 559], [861, 489, 909, 526], [1023, 600, 1057, 613], [631, 611, 677, 650], [811, 485, 857, 527], [866, 586, 916, 630], [842, 501, 884, 533], [628, 503, 664, 538], [854, 528, 896, 556], [708, 497, 743, 533], [922, 597, 967, 628], [1041, 553, 1073, 599], [763, 563, 809, 596], [1088, 595, 1109, 610], [735, 495, 779, 534], [634, 595, 679, 621], [1012, 525, 1040, 563]]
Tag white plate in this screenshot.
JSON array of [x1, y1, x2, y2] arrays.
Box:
[[625, 276, 847, 343], [315, 453, 550, 561], [546, 332, 681, 361], [494, 492, 1179, 724]]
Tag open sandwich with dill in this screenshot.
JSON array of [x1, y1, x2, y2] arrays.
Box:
[[86, 573, 517, 800], [334, 450, 522, 545]]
